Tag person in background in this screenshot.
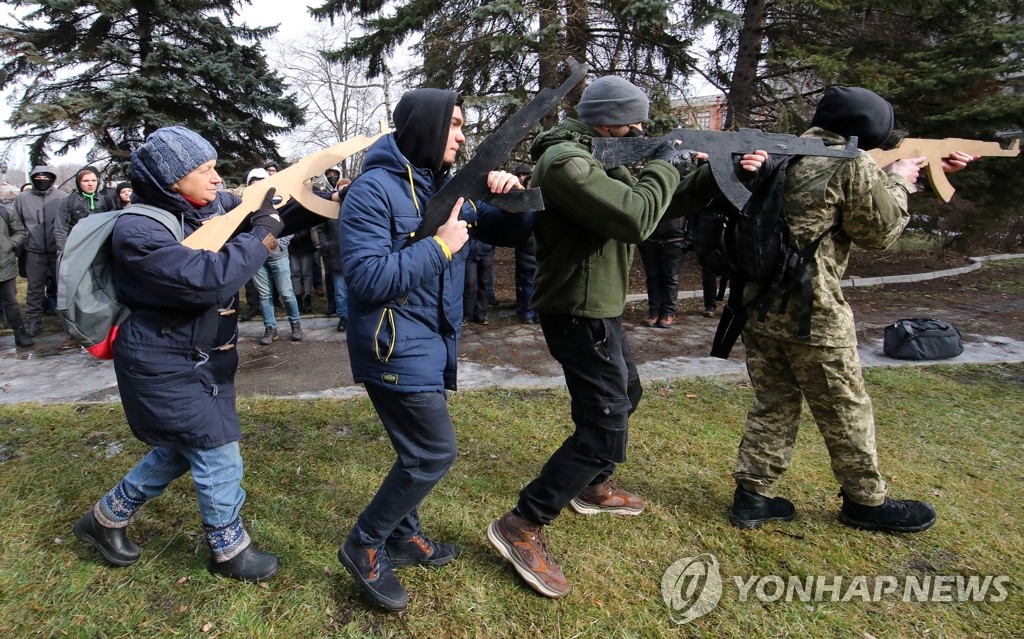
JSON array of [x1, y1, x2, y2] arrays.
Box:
[[512, 163, 539, 324], [114, 182, 133, 210], [463, 235, 494, 325], [71, 126, 286, 582], [244, 168, 303, 345], [263, 161, 279, 176], [638, 215, 687, 329], [12, 165, 67, 338], [316, 165, 351, 332], [0, 201, 32, 346]]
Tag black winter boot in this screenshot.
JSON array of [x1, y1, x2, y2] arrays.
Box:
[[729, 485, 796, 529], [838, 489, 936, 533], [13, 326, 34, 347], [73, 508, 141, 566], [385, 533, 460, 568], [209, 544, 281, 582], [338, 535, 408, 611]]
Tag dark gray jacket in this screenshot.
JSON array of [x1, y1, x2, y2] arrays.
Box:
[[13, 165, 67, 254]]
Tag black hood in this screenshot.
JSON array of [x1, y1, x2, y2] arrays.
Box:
[[810, 86, 894, 150], [75, 165, 101, 194], [393, 88, 459, 173]]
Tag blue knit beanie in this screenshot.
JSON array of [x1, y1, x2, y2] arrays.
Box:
[[132, 126, 217, 186], [577, 76, 650, 127]]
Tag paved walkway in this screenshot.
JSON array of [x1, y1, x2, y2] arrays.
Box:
[[2, 255, 1022, 405]]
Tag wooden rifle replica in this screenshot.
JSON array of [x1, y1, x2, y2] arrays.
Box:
[[408, 57, 589, 243], [591, 129, 860, 210], [868, 137, 1020, 202], [182, 122, 391, 251]]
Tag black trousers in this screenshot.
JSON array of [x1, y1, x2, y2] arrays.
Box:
[[350, 386, 457, 548], [514, 235, 537, 316], [464, 254, 493, 320], [638, 240, 685, 317], [517, 314, 642, 525]]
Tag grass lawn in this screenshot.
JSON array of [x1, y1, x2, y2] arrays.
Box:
[[0, 364, 1021, 638]]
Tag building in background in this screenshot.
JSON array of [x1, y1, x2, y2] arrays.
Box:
[[671, 93, 727, 131]]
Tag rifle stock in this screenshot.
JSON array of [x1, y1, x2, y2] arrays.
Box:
[[591, 129, 859, 209], [868, 137, 1020, 202], [182, 122, 391, 252]]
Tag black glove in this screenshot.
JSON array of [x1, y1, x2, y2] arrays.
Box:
[[250, 187, 284, 237], [653, 141, 696, 175]]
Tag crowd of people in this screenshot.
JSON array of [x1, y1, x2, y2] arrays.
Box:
[[0, 75, 978, 613]]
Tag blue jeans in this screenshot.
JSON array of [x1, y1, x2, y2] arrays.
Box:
[[253, 257, 300, 328], [332, 270, 348, 318], [350, 386, 457, 548], [120, 441, 245, 528]]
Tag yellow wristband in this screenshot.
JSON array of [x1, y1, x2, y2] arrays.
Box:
[[432, 235, 453, 261]]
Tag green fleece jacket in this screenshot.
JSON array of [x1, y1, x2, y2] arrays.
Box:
[[530, 119, 720, 317]]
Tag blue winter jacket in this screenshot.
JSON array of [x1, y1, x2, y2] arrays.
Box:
[[112, 164, 271, 448], [341, 134, 533, 392]]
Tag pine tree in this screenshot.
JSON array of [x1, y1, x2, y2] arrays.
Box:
[[0, 0, 304, 178], [309, 0, 702, 133]]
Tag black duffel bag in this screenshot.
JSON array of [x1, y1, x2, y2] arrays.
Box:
[[883, 318, 964, 360]]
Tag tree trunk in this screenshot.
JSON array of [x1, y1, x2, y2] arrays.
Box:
[[726, 0, 769, 129]]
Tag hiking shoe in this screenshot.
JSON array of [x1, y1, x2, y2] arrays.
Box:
[[385, 533, 460, 568], [570, 478, 646, 516], [642, 314, 659, 327], [258, 327, 278, 345], [338, 537, 408, 611], [290, 320, 303, 341], [656, 314, 675, 329], [838, 489, 936, 533], [703, 306, 717, 317], [487, 510, 571, 599], [25, 322, 42, 337], [336, 316, 347, 332], [209, 544, 281, 582], [73, 508, 141, 567], [729, 485, 796, 529]]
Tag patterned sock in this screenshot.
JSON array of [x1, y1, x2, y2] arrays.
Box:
[[205, 517, 251, 563], [95, 481, 145, 529]]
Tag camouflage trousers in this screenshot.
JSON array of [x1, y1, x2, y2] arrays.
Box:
[[733, 331, 887, 506]]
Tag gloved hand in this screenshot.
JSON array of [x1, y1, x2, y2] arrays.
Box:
[[250, 187, 284, 237], [653, 140, 697, 175]]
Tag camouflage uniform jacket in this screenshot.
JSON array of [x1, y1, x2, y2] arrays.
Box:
[[745, 128, 916, 347]]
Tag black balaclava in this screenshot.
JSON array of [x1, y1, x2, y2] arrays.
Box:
[[392, 88, 460, 174], [810, 86, 895, 151], [31, 173, 55, 193]]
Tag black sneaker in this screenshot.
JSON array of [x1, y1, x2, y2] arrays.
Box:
[[209, 544, 281, 582], [729, 485, 796, 529], [338, 537, 408, 611], [838, 489, 936, 533], [73, 509, 141, 567], [385, 533, 459, 568], [336, 316, 347, 332]]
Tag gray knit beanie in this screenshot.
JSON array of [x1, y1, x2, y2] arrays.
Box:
[[577, 76, 650, 127], [133, 126, 217, 186]]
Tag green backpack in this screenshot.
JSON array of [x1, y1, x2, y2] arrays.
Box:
[[56, 204, 182, 359]]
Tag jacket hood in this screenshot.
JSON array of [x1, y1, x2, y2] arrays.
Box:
[[75, 165, 102, 194], [393, 88, 459, 173], [810, 86, 894, 151], [530, 118, 596, 162], [29, 165, 57, 180], [362, 134, 441, 202]]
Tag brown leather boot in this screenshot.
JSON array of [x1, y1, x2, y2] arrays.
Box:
[[487, 510, 570, 598], [570, 478, 646, 515]]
